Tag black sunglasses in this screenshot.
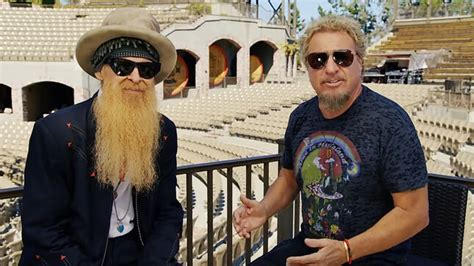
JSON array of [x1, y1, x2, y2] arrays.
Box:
[[106, 58, 161, 79], [306, 49, 355, 70]]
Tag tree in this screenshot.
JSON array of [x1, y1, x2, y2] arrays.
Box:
[[281, 41, 299, 77], [288, 2, 306, 36], [317, 0, 394, 43]]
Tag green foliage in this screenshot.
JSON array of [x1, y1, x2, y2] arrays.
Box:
[[318, 0, 392, 35], [399, 0, 470, 9], [316, 0, 394, 43], [281, 42, 299, 56], [288, 2, 306, 35], [187, 3, 211, 16], [399, 0, 472, 18]]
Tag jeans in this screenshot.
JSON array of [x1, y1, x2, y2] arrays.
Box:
[[250, 232, 314, 266], [102, 228, 141, 266], [250, 232, 411, 266]]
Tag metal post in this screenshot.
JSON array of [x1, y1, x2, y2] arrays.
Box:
[[287, 0, 290, 27], [263, 162, 270, 254], [245, 165, 252, 265], [276, 139, 294, 243], [256, 0, 259, 19], [281, 0, 285, 25], [226, 167, 233, 266], [186, 173, 193, 266], [207, 170, 214, 265]]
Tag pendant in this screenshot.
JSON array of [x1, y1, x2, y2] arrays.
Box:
[[117, 223, 124, 233]]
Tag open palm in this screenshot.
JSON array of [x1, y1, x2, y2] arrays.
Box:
[[233, 194, 268, 238]]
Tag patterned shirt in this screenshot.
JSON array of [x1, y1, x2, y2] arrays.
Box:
[[281, 85, 427, 264]]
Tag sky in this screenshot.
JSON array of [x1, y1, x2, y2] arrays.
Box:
[[259, 0, 332, 25]]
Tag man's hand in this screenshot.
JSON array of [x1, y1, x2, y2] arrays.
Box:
[[286, 238, 347, 266], [232, 194, 268, 238]]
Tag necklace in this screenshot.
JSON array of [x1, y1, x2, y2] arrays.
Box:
[[113, 180, 132, 233]]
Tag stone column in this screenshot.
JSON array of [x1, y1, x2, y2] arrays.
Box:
[[11, 85, 23, 121], [237, 46, 250, 89], [196, 50, 210, 98]]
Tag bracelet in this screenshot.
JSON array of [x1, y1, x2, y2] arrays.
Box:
[[343, 239, 352, 264]]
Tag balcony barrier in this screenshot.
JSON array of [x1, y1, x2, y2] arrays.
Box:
[[0, 153, 473, 265]]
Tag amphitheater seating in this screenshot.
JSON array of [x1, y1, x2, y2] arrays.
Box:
[[0, 120, 34, 157], [0, 121, 33, 186], [0, 81, 472, 264], [0, 6, 194, 62], [9, 250, 21, 265], [187, 216, 275, 266], [414, 113, 474, 144], [418, 136, 441, 160], [161, 83, 314, 132], [229, 107, 294, 142], [413, 121, 469, 155], [426, 160, 453, 177], [227, 83, 434, 142], [367, 83, 432, 112], [463, 192, 474, 265], [0, 245, 5, 257], [451, 151, 474, 178], [366, 19, 474, 81], [0, 255, 7, 266]]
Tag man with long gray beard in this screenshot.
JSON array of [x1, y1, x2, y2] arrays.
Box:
[[20, 8, 183, 265]]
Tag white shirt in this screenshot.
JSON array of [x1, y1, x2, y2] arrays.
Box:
[[109, 180, 135, 238]]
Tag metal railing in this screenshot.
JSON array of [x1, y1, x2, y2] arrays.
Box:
[[1, 152, 474, 265], [397, 1, 473, 20], [0, 153, 281, 265], [428, 86, 473, 110], [177, 154, 280, 265]]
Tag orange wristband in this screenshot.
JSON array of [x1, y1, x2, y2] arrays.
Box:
[[343, 239, 352, 264]]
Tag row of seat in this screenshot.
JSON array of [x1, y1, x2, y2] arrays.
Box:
[[451, 151, 474, 178], [414, 113, 473, 141], [0, 6, 193, 61], [414, 121, 470, 155], [418, 136, 442, 160], [0, 207, 22, 266], [189, 216, 276, 266], [366, 19, 474, 80], [0, 50, 71, 62], [161, 83, 314, 131], [426, 160, 453, 176]]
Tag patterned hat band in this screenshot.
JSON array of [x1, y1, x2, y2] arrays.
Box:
[[91, 37, 160, 70]]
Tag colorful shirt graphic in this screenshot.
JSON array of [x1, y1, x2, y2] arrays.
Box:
[[280, 86, 428, 263], [295, 131, 361, 238]]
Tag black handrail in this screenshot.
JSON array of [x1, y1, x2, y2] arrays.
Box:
[[1, 155, 473, 265], [0, 154, 281, 200]]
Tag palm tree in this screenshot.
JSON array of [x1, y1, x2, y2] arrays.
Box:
[[281, 42, 299, 77]]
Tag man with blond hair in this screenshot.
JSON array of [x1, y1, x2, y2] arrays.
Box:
[[234, 15, 429, 265], [21, 8, 183, 265]]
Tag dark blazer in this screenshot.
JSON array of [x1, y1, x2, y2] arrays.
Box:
[[20, 96, 184, 265]]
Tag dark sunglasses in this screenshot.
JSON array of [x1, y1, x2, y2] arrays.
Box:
[[106, 58, 161, 79], [306, 49, 355, 70]]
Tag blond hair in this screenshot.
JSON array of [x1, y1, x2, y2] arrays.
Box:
[[93, 78, 160, 192], [301, 15, 366, 61]]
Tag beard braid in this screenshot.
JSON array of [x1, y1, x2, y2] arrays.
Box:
[[93, 78, 160, 192]]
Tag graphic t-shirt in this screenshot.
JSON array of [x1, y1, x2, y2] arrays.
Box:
[[281, 86, 427, 263]]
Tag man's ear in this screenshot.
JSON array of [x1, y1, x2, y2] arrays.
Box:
[[95, 67, 104, 80], [95, 69, 103, 80]]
